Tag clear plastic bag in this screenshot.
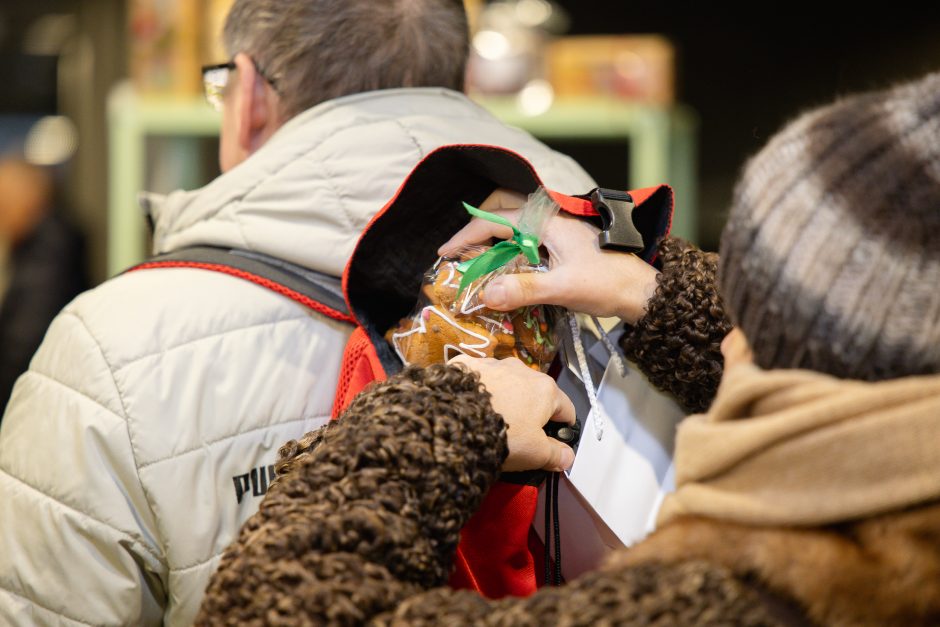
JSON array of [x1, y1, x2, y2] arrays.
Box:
[[385, 187, 563, 371]]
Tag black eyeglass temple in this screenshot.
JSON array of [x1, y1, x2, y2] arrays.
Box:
[[201, 61, 237, 74], [201, 59, 276, 91]]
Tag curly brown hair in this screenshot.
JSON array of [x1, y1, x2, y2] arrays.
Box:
[[620, 237, 732, 414]]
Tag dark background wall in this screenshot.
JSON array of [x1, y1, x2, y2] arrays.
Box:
[[559, 2, 940, 248]]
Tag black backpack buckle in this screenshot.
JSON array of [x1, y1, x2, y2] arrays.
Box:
[[590, 188, 643, 254]]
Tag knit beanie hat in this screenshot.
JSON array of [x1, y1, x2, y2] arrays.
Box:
[[719, 71, 940, 381]]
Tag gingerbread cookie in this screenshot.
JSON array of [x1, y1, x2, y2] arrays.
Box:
[[389, 305, 499, 366], [512, 306, 557, 366], [387, 253, 561, 371], [422, 259, 462, 307]]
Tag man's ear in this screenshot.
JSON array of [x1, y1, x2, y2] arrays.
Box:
[[232, 53, 278, 155]]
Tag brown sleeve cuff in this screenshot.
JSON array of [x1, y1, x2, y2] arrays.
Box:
[[619, 237, 732, 414]]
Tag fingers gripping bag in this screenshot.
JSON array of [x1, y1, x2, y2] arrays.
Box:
[[335, 144, 675, 600], [386, 188, 563, 372]]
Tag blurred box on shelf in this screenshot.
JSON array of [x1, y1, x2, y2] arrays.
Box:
[[548, 35, 675, 104], [128, 0, 200, 96], [128, 0, 234, 98], [464, 0, 484, 32], [203, 0, 235, 64]]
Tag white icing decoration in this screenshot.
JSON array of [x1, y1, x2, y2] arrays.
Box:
[[441, 262, 460, 289], [392, 305, 493, 363], [458, 279, 487, 315], [478, 315, 505, 330]]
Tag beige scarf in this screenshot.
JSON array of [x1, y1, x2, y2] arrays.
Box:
[[657, 364, 940, 526]]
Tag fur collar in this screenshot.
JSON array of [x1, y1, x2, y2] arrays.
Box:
[[612, 501, 940, 626]]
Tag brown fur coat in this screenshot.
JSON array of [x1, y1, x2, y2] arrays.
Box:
[[195, 360, 940, 625], [618, 506, 940, 627]]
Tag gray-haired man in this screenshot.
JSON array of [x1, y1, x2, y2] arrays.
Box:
[[0, 0, 594, 625]]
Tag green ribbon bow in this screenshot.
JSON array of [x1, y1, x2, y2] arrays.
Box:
[[455, 202, 541, 296]]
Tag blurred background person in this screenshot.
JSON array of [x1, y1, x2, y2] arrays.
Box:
[[0, 157, 85, 417]]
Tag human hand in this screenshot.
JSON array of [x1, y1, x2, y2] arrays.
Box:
[[438, 188, 659, 324], [720, 328, 753, 371], [449, 355, 576, 473]]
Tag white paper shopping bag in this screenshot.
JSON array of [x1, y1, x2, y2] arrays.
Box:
[[539, 341, 686, 581]]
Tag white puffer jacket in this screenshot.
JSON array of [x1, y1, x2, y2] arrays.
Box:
[[0, 88, 595, 626]]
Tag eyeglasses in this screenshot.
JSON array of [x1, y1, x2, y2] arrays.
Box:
[[201, 58, 279, 111]]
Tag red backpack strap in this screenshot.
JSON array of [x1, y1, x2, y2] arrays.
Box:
[[548, 190, 596, 216], [127, 246, 354, 324], [549, 185, 675, 264], [550, 185, 672, 218], [331, 327, 387, 419]]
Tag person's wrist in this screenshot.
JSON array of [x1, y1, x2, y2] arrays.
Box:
[[615, 257, 660, 325]]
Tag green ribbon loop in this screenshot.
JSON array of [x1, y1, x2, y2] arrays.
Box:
[[455, 202, 541, 296]]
